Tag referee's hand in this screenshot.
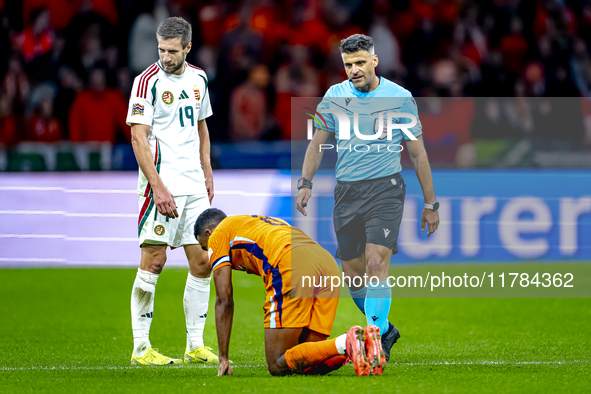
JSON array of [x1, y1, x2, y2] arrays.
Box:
[[296, 188, 312, 216], [422, 209, 439, 237]]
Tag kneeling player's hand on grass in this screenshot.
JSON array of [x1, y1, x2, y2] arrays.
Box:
[[422, 209, 439, 237], [218, 359, 233, 376], [296, 188, 312, 216]]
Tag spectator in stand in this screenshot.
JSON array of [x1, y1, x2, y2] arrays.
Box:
[[369, 14, 403, 80], [54, 66, 82, 139], [2, 53, 30, 120], [62, 5, 117, 82], [453, 5, 487, 67], [218, 7, 263, 82], [0, 96, 16, 143], [0, 14, 13, 77], [215, 7, 264, 139], [197, 2, 225, 47], [571, 38, 591, 96], [68, 67, 127, 170], [229, 64, 274, 142], [14, 7, 53, 64], [274, 44, 319, 139], [128, 0, 169, 75], [0, 96, 14, 170], [17, 91, 62, 170], [26, 95, 61, 142], [499, 17, 528, 78], [22, 0, 76, 32]]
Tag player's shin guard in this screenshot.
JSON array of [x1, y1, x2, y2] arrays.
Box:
[[184, 273, 210, 351], [348, 286, 367, 315], [131, 268, 158, 357], [364, 282, 392, 336], [285, 337, 340, 373]]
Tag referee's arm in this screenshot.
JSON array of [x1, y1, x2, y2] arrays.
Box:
[[405, 135, 439, 236], [296, 127, 331, 216]]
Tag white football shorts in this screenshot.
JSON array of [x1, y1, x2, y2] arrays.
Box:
[[137, 194, 210, 248]]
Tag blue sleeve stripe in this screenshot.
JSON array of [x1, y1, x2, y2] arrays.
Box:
[[212, 255, 230, 268]]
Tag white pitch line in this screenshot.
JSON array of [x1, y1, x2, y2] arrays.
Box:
[[0, 234, 63, 239], [0, 257, 66, 263], [0, 364, 266, 371], [0, 360, 586, 372], [0, 186, 63, 191], [391, 360, 589, 366], [0, 234, 137, 242], [0, 210, 63, 215]]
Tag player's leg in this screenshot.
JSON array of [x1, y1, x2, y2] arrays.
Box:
[[183, 243, 218, 363], [334, 181, 369, 316], [266, 327, 350, 376], [264, 327, 302, 375], [177, 195, 218, 363], [361, 243, 391, 373], [362, 173, 406, 361], [364, 242, 392, 334], [335, 216, 370, 316], [286, 245, 370, 375], [263, 249, 338, 375], [132, 244, 167, 356], [341, 254, 368, 314], [131, 194, 181, 365], [296, 329, 348, 375], [131, 244, 182, 364]]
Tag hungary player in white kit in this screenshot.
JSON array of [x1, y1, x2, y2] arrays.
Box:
[[126, 17, 219, 365]]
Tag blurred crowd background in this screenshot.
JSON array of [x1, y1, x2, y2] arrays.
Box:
[[1, 0, 590, 171]]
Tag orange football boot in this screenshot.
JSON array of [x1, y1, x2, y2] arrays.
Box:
[[364, 324, 387, 375], [345, 325, 371, 376]]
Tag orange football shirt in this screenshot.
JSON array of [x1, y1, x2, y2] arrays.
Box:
[[209, 215, 316, 276]]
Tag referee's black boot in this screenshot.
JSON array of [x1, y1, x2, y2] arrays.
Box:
[[381, 322, 400, 362]]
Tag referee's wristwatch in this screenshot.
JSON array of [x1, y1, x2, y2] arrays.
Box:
[[297, 178, 313, 190], [424, 201, 440, 211]]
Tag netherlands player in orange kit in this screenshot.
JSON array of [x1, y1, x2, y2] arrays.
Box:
[[194, 208, 387, 376]]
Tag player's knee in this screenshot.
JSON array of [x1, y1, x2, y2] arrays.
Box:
[[267, 363, 288, 376], [147, 261, 165, 274], [146, 255, 167, 274], [366, 254, 387, 271], [190, 257, 211, 277], [342, 258, 366, 278]]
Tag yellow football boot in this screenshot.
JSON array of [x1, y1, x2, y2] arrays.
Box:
[[131, 347, 182, 365], [183, 345, 224, 364]]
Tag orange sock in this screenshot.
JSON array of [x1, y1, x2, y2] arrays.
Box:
[[302, 354, 348, 375], [285, 338, 340, 372]]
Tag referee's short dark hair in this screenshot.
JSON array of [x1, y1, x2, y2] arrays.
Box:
[[340, 34, 375, 55], [157, 17, 192, 48], [194, 208, 227, 238]]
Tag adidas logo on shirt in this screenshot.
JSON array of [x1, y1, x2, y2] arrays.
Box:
[[179, 90, 189, 99]]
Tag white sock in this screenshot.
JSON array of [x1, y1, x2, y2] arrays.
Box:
[[335, 334, 347, 355], [184, 273, 211, 351], [131, 268, 158, 357]]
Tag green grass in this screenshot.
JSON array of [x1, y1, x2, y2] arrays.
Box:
[[0, 268, 589, 393]]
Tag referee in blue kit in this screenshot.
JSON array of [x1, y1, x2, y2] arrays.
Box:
[[296, 34, 440, 362]]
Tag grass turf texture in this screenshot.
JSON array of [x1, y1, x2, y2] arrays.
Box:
[[0, 268, 589, 393]]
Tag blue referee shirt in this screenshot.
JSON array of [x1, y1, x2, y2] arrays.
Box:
[[316, 77, 422, 182]]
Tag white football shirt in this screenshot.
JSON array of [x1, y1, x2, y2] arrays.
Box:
[[126, 60, 213, 197]]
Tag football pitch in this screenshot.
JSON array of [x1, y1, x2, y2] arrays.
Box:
[[0, 268, 589, 393]]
